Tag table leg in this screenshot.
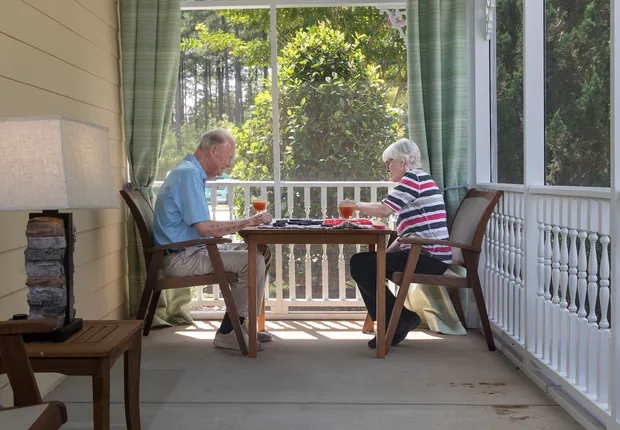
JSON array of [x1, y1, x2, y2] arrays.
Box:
[[362, 313, 374, 333], [124, 334, 142, 430], [92, 361, 111, 430], [248, 239, 258, 358], [375, 234, 386, 359]]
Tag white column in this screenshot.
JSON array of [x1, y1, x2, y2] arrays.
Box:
[[609, 0, 620, 427], [522, 0, 546, 352], [473, 0, 491, 185], [270, 5, 282, 218]]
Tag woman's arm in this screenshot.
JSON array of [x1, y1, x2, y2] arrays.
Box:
[[355, 202, 395, 218]]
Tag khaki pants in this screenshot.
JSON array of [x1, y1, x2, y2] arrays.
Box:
[[162, 244, 272, 317]]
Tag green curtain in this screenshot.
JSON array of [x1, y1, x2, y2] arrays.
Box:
[[404, 0, 469, 335], [121, 0, 191, 326]]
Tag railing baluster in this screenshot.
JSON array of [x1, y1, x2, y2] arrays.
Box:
[[515, 196, 524, 343], [508, 195, 516, 338], [484, 219, 492, 318], [577, 228, 588, 389], [543, 222, 552, 363], [598, 233, 610, 404], [494, 211, 501, 324], [568, 225, 579, 383], [536, 205, 545, 358], [304, 187, 312, 300], [244, 186, 251, 218], [498, 204, 506, 329], [586, 230, 599, 397], [287, 186, 296, 300], [559, 224, 569, 376], [551, 219, 561, 371]]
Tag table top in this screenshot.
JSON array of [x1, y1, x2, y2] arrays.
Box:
[[241, 226, 395, 245], [242, 226, 394, 236], [13, 320, 141, 359]]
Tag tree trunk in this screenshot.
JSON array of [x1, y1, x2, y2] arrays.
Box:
[[234, 27, 242, 125], [194, 60, 198, 129], [263, 32, 269, 79], [217, 58, 224, 121], [225, 50, 231, 121], [207, 58, 211, 130]]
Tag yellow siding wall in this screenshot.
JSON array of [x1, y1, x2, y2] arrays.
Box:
[[0, 0, 127, 403]]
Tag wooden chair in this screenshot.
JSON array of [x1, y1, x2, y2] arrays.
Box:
[[119, 189, 247, 354], [0, 319, 68, 429], [384, 189, 503, 353]]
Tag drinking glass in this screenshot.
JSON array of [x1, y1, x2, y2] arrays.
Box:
[[338, 200, 356, 220], [252, 197, 267, 214]]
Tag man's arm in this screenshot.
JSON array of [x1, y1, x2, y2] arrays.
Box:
[[355, 202, 395, 218], [194, 213, 272, 237]]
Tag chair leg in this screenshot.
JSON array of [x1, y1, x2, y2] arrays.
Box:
[[143, 290, 161, 336], [138, 257, 161, 321], [258, 296, 266, 332], [464, 252, 495, 351], [448, 288, 467, 329], [362, 313, 374, 333], [219, 283, 247, 355], [385, 245, 422, 351], [206, 244, 248, 355]]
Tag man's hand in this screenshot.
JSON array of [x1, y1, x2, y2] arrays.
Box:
[[248, 212, 273, 226]]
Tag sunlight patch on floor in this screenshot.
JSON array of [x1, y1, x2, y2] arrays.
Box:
[[317, 331, 373, 340], [175, 331, 216, 340], [269, 330, 318, 340]]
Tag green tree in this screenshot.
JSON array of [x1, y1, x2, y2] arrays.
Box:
[[495, 0, 610, 186], [232, 23, 404, 183]]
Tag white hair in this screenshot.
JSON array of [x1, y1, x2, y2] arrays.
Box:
[[382, 138, 422, 170], [197, 128, 235, 151]]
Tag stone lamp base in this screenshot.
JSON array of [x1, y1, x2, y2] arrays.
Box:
[[22, 213, 82, 342]]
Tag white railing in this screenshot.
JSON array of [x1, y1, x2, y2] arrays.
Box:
[[153, 179, 396, 318], [479, 183, 613, 427]]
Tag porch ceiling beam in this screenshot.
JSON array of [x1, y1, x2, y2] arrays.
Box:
[[181, 0, 405, 10]]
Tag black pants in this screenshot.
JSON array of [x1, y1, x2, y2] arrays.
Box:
[[350, 249, 449, 323]]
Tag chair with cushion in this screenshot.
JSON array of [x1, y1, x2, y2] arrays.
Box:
[[0, 319, 68, 429], [384, 189, 503, 353], [119, 189, 247, 354]]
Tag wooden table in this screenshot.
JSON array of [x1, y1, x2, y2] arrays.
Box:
[[0, 320, 142, 430], [243, 227, 393, 359]]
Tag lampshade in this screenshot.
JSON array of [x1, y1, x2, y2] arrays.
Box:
[[0, 116, 119, 210]]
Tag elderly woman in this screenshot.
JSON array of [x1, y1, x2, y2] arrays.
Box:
[[350, 138, 451, 349]]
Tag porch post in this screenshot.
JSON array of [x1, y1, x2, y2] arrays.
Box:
[[608, 1, 620, 428], [521, 0, 545, 353], [471, 0, 491, 329], [270, 4, 281, 219]]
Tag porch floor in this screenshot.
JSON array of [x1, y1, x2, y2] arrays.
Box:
[[45, 320, 581, 429]]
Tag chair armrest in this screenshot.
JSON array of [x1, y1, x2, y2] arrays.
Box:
[[397, 237, 480, 253], [0, 319, 57, 335], [146, 238, 232, 254]]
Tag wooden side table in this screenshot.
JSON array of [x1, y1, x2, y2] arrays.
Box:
[[0, 320, 143, 430]]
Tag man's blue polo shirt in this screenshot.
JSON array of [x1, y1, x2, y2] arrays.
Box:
[[153, 154, 210, 246]]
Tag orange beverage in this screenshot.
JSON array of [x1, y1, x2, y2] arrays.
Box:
[[338, 204, 356, 219], [252, 199, 267, 213]]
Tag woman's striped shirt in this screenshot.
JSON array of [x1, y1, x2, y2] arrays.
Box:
[[382, 169, 452, 264]]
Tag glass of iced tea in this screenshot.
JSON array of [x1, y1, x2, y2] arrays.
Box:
[[252, 197, 267, 214], [338, 199, 356, 220]]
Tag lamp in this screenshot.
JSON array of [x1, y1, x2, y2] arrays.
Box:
[[0, 117, 118, 342]]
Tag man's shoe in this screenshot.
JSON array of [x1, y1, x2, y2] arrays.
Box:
[[367, 312, 422, 349], [242, 320, 273, 343], [213, 329, 264, 351]]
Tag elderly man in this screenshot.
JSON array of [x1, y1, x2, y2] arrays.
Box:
[[153, 128, 273, 351]]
